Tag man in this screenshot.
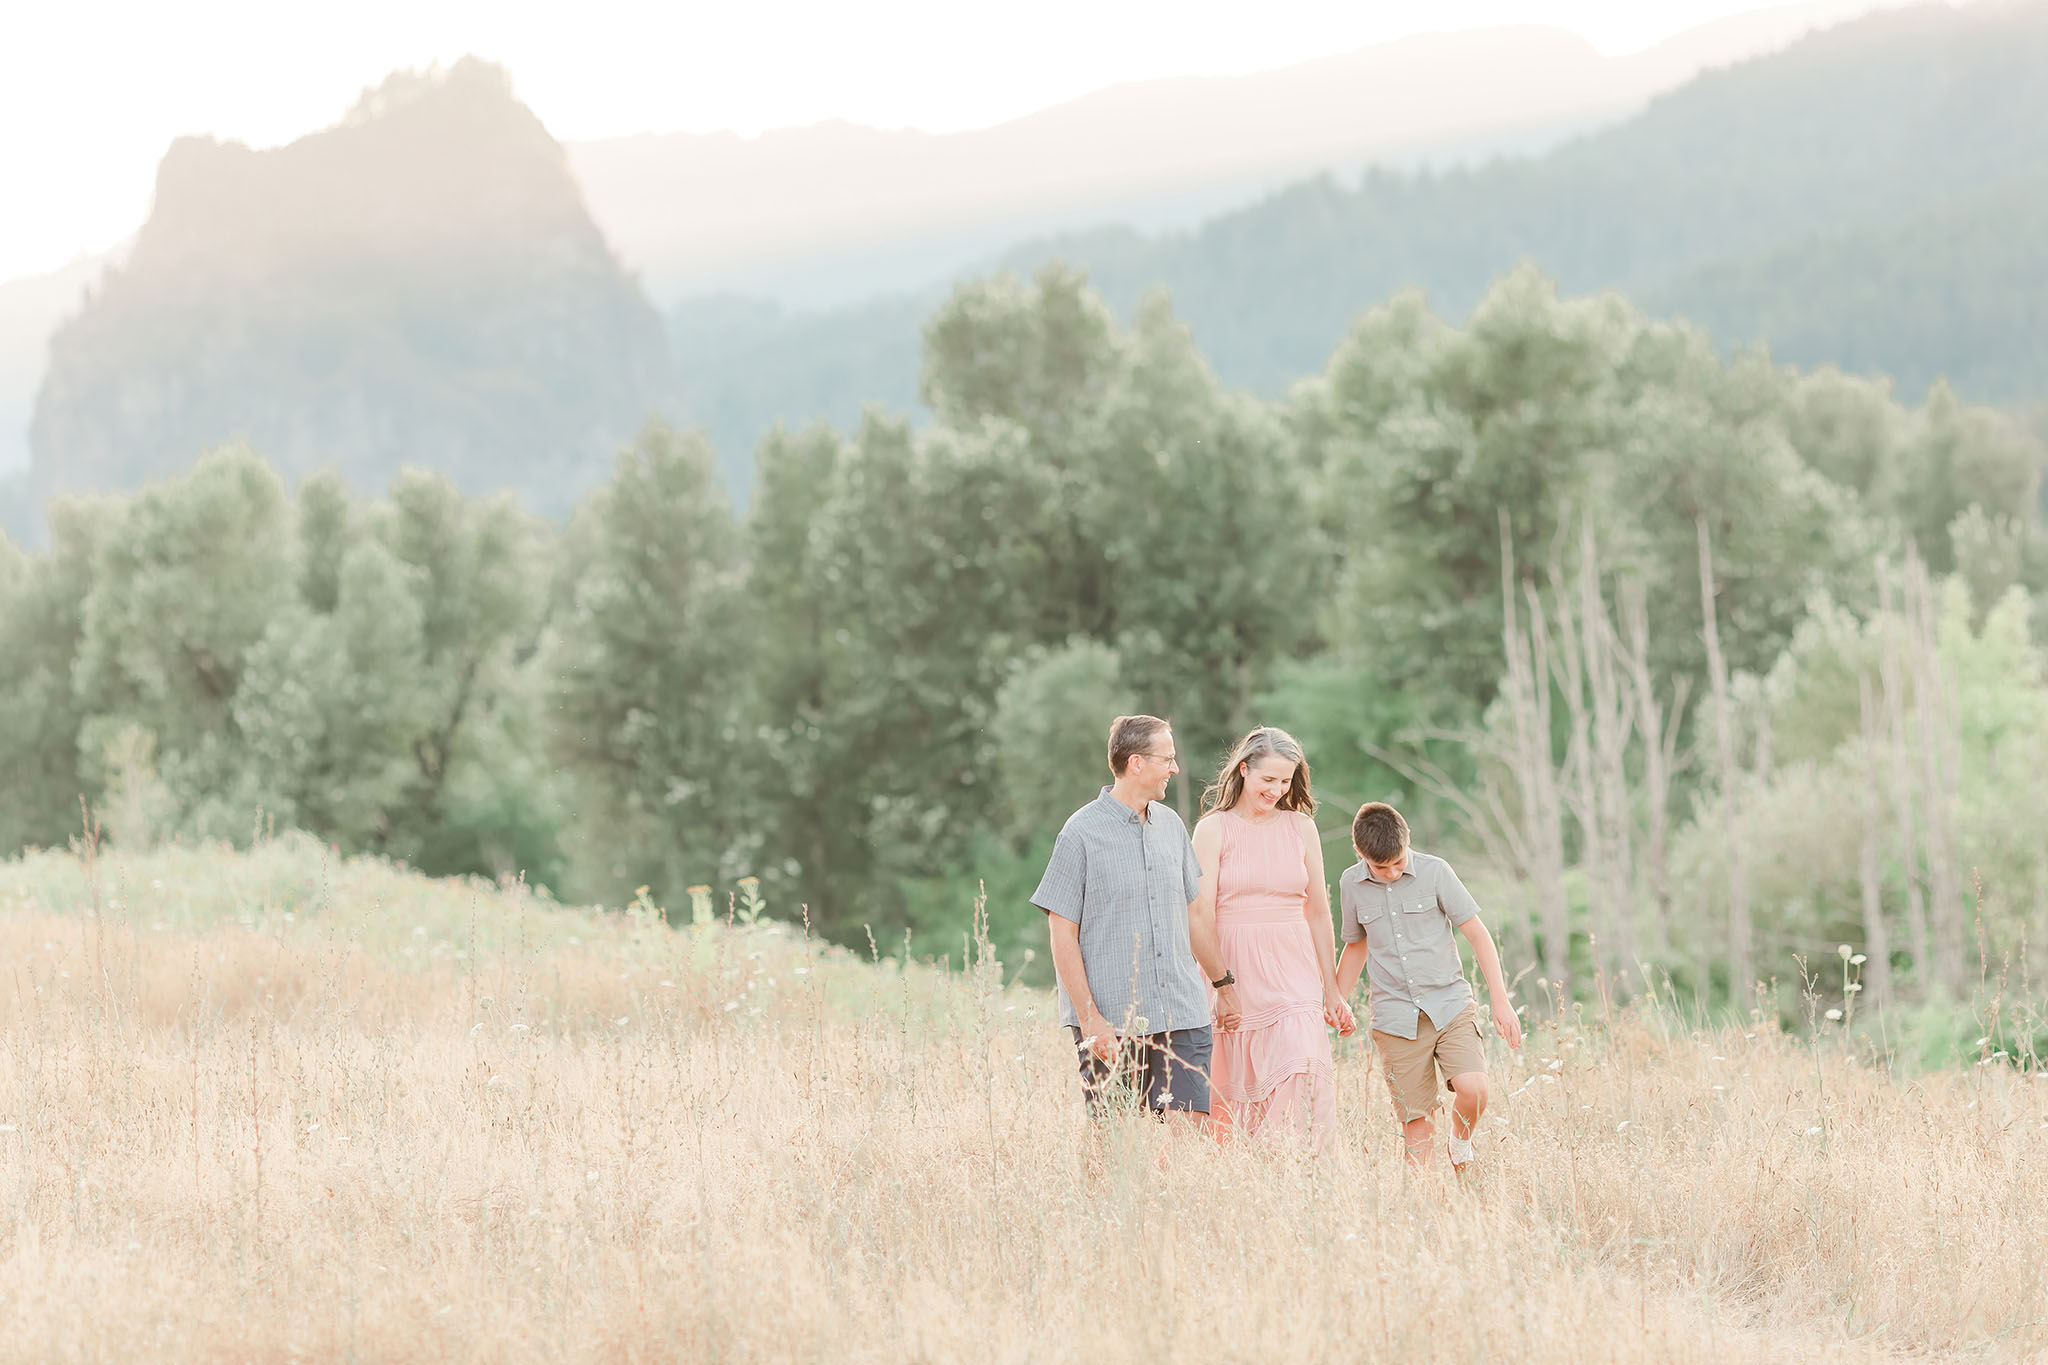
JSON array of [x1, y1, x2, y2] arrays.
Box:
[[1032, 714, 1239, 1119]]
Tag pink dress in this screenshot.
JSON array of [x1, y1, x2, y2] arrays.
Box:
[[1210, 809, 1336, 1152]]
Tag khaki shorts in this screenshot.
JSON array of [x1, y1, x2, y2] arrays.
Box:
[[1372, 1003, 1486, 1123]]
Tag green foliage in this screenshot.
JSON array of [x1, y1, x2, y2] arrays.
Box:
[[0, 500, 106, 850], [546, 423, 744, 906], [5, 259, 2048, 1026], [990, 639, 1134, 843]]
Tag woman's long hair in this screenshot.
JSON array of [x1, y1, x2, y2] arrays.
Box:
[[1202, 726, 1315, 816]]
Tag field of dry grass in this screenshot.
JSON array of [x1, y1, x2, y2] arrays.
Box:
[[2, 834, 2046, 1361]]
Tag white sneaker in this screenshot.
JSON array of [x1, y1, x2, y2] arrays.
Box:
[[1447, 1134, 1475, 1168]]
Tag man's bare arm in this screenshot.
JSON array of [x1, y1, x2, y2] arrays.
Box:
[[1047, 913, 1117, 1059]]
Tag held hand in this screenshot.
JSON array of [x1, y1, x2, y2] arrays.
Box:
[[1322, 987, 1356, 1036], [1491, 998, 1524, 1050], [1213, 984, 1243, 1033], [1078, 1014, 1119, 1062]]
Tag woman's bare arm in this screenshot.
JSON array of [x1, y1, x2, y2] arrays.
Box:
[[1300, 814, 1353, 1033]]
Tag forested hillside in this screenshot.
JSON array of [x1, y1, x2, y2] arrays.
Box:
[[6, 263, 2046, 1014], [672, 1, 2048, 487], [1651, 167, 2048, 402], [27, 60, 669, 518]]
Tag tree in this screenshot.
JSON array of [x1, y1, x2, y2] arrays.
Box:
[[72, 445, 296, 836], [548, 423, 743, 908], [0, 499, 109, 849]]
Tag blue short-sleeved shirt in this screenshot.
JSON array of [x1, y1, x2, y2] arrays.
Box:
[[1032, 788, 1207, 1032]]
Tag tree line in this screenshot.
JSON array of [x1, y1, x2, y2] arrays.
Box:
[[3, 263, 2045, 1019]]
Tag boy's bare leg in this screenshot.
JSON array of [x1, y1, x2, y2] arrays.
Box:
[[1447, 1072, 1489, 1167], [1402, 1115, 1436, 1167]]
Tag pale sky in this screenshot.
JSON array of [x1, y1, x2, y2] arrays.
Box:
[[2, 0, 1846, 283]]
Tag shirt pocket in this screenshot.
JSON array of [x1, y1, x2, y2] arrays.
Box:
[[1400, 897, 1452, 954]]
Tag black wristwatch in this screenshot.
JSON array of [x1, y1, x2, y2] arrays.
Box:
[[1211, 970, 1236, 989]]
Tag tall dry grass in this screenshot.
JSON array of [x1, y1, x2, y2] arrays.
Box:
[[2, 835, 2046, 1361]]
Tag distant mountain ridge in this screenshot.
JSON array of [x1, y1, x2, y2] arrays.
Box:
[[661, 0, 2048, 491], [570, 1, 1879, 309], [26, 60, 669, 519]]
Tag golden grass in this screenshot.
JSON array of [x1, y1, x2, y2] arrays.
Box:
[[2, 835, 2046, 1361]]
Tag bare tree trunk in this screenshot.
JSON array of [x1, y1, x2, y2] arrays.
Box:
[[1856, 673, 1894, 1011], [1877, 562, 1931, 986], [1548, 543, 1608, 990], [1697, 519, 1752, 1005], [1621, 577, 1686, 956], [1905, 553, 1964, 995], [1578, 520, 1637, 989], [1500, 514, 1571, 996]]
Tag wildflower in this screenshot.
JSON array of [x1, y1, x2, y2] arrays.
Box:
[[1850, 954, 1867, 965], [1837, 944, 1852, 960], [1825, 1009, 1842, 1021]]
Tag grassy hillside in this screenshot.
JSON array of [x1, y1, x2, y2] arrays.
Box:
[[2, 836, 2045, 1359]]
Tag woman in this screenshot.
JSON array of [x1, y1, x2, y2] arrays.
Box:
[[1193, 726, 1354, 1152]]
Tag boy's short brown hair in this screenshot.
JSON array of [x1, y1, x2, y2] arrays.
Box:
[[1107, 714, 1171, 776], [1351, 802, 1410, 862]]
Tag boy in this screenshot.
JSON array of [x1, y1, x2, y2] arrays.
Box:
[[1334, 802, 1522, 1168]]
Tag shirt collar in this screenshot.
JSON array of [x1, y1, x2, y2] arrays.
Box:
[[1357, 854, 1416, 885], [1096, 786, 1147, 825]]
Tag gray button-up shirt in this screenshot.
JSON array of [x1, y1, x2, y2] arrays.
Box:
[[1338, 850, 1480, 1040], [1031, 787, 1207, 1033]]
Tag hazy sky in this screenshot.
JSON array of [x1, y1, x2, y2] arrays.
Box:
[[3, 0, 1861, 282]]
